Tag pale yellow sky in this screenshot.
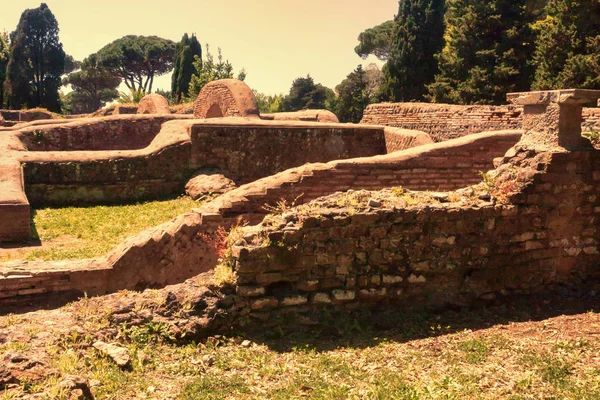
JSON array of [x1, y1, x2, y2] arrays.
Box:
[[1, 0, 397, 95]]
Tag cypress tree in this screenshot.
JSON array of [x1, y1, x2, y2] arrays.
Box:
[[0, 32, 9, 108], [171, 33, 202, 103], [428, 0, 534, 105], [380, 0, 446, 102], [532, 0, 600, 90], [6, 3, 65, 111], [335, 65, 370, 123]]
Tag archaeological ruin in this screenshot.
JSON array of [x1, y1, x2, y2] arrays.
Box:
[[1, 81, 600, 333]]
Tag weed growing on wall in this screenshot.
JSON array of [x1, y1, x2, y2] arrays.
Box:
[[198, 217, 247, 287]]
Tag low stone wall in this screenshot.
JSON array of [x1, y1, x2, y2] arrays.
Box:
[[190, 119, 389, 183], [14, 115, 190, 151], [0, 159, 30, 242], [0, 212, 221, 302], [261, 110, 340, 123], [0, 109, 53, 122], [361, 102, 600, 142], [0, 130, 520, 300], [229, 148, 600, 321], [20, 120, 194, 206], [201, 130, 522, 218]]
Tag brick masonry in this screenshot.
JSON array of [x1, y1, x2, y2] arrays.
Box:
[[361, 102, 600, 142], [230, 147, 600, 322], [0, 130, 522, 301]]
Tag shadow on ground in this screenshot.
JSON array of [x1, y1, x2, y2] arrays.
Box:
[[238, 284, 600, 353]]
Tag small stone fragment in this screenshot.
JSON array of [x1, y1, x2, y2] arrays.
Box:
[[58, 374, 95, 399], [368, 198, 381, 208], [408, 274, 427, 284], [92, 341, 130, 368]]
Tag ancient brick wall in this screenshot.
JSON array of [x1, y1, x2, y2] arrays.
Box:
[[0, 130, 521, 300], [201, 130, 522, 218], [361, 102, 600, 142], [583, 108, 600, 132], [361, 103, 523, 142], [230, 149, 600, 319], [190, 121, 389, 183], [16, 115, 188, 151], [0, 159, 30, 242], [0, 109, 52, 122]]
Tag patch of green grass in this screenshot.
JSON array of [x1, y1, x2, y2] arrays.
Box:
[[179, 376, 252, 400], [1, 197, 200, 262], [458, 337, 490, 364], [520, 351, 573, 387]]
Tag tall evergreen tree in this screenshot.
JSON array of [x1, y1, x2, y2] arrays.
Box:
[[0, 32, 9, 108], [281, 75, 335, 112], [335, 65, 370, 123], [428, 0, 534, 105], [532, 0, 600, 90], [5, 3, 65, 112], [171, 33, 202, 103], [380, 0, 445, 102]]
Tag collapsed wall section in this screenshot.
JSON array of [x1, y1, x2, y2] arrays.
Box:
[[230, 149, 600, 320], [0, 130, 520, 301]]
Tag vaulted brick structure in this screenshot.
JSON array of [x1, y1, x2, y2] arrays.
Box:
[[193, 79, 260, 119]]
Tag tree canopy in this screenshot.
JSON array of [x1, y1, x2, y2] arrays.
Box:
[[428, 0, 534, 105], [532, 0, 600, 90], [188, 45, 246, 99], [354, 20, 395, 61], [171, 33, 202, 103], [5, 3, 66, 112], [281, 75, 335, 112], [96, 35, 175, 94], [0, 32, 9, 108], [335, 65, 371, 123], [63, 54, 121, 113], [381, 0, 445, 102]]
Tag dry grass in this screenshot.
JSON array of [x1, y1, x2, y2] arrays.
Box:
[[1, 290, 599, 399]]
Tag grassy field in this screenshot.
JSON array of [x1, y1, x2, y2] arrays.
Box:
[[0, 197, 200, 263], [1, 291, 599, 399]]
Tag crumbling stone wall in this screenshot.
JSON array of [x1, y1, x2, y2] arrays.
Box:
[[583, 108, 600, 132], [230, 149, 600, 320], [362, 102, 600, 142], [0, 129, 521, 298]]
